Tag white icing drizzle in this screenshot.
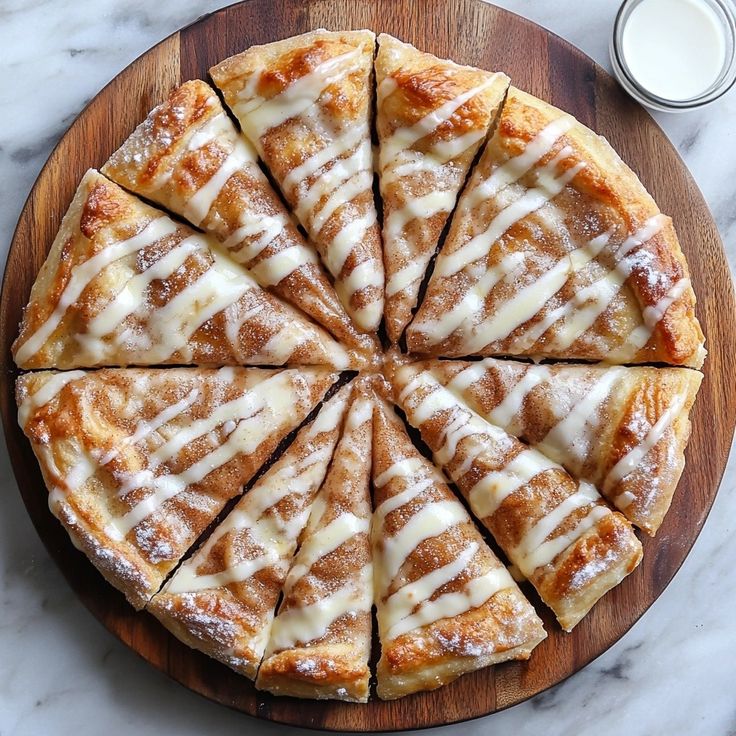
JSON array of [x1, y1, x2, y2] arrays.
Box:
[[99, 387, 200, 467], [386, 564, 513, 641], [105, 372, 302, 537], [382, 542, 480, 635], [186, 110, 234, 151], [223, 212, 290, 258], [515, 504, 610, 577], [15, 217, 179, 365], [249, 244, 317, 287], [509, 217, 669, 354], [86, 237, 201, 338], [381, 500, 467, 589], [285, 512, 369, 588], [414, 253, 525, 344], [373, 478, 437, 528], [288, 125, 367, 195], [380, 77, 498, 166], [231, 45, 384, 329], [487, 365, 551, 431], [163, 388, 349, 594], [324, 211, 378, 276], [462, 115, 575, 210], [107, 248, 252, 365], [386, 260, 427, 298], [182, 137, 256, 226], [467, 448, 561, 519], [384, 189, 456, 241], [615, 490, 637, 510], [537, 367, 625, 466], [374, 457, 426, 488], [444, 361, 489, 394], [432, 128, 487, 162], [610, 277, 691, 359], [266, 565, 372, 653], [235, 48, 363, 144], [413, 374, 612, 579], [18, 371, 86, 428], [372, 422, 515, 642], [605, 391, 688, 495], [306, 165, 373, 237], [437, 150, 585, 278], [459, 246, 588, 353], [166, 551, 279, 594]]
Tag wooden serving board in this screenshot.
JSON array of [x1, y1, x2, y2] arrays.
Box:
[[2, 0, 735, 730]]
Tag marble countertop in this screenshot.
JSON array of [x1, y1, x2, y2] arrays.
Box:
[[1, 1, 734, 734]]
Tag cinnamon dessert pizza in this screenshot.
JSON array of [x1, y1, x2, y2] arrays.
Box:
[[14, 29, 705, 702]]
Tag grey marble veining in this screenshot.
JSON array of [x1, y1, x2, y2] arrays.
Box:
[[0, 1, 734, 734]]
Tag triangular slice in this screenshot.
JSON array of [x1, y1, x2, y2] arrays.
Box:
[[256, 383, 373, 701], [407, 87, 705, 367], [423, 358, 702, 535], [211, 30, 385, 332], [372, 396, 545, 700], [392, 364, 642, 632], [375, 34, 509, 342], [147, 383, 352, 678], [102, 81, 378, 365], [16, 366, 336, 609], [12, 170, 350, 370]]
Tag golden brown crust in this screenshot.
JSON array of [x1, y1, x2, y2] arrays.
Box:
[[255, 645, 370, 702], [147, 384, 351, 677], [407, 87, 705, 368], [423, 358, 702, 535], [211, 30, 384, 333], [256, 384, 373, 701], [12, 170, 351, 370], [102, 81, 379, 364], [376, 34, 509, 342], [372, 398, 545, 699], [16, 367, 335, 609], [393, 364, 643, 630]]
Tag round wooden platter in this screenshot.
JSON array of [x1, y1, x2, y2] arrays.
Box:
[[2, 0, 735, 730]]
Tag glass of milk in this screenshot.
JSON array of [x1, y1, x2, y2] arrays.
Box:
[[611, 0, 736, 111]]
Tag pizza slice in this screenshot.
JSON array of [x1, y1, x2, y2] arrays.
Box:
[[12, 170, 351, 370], [424, 357, 702, 535], [256, 382, 373, 701], [406, 87, 705, 367], [375, 34, 509, 342], [211, 30, 384, 332], [16, 366, 336, 609], [102, 80, 378, 365], [372, 395, 545, 699], [391, 363, 643, 632], [147, 383, 352, 678]]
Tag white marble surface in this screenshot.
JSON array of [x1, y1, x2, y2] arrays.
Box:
[[1, 1, 734, 734]]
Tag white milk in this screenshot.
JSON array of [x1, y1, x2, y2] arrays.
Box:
[[622, 0, 727, 101]]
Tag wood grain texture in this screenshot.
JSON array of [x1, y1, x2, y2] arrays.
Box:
[[2, 0, 735, 731]]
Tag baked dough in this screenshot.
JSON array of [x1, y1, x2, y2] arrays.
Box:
[[102, 80, 378, 366], [211, 30, 384, 332], [407, 87, 705, 368], [16, 366, 336, 609], [423, 357, 702, 535], [147, 383, 351, 678], [372, 395, 545, 700], [12, 170, 351, 370], [375, 34, 509, 342], [256, 383, 373, 701], [392, 363, 643, 631]]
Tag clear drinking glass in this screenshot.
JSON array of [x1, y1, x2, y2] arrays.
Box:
[[610, 0, 736, 112]]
